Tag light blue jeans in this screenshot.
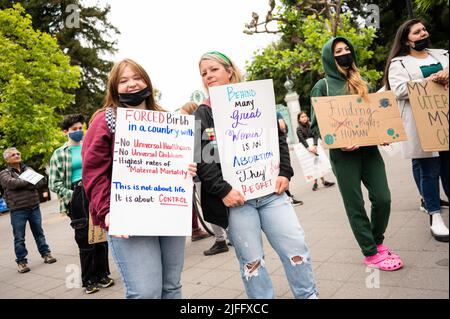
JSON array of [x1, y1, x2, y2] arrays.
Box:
[[228, 193, 317, 299], [108, 235, 185, 299]]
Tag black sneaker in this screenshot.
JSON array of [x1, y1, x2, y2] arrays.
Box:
[[17, 263, 30, 273], [290, 196, 303, 206], [85, 282, 100, 294], [203, 240, 229, 256], [323, 181, 335, 187], [97, 276, 114, 288], [312, 183, 318, 191], [420, 199, 428, 213]]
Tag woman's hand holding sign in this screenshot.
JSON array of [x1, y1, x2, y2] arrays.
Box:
[[274, 176, 290, 194], [188, 163, 197, 177], [308, 145, 318, 154], [223, 189, 245, 207], [105, 213, 129, 239], [341, 145, 359, 152], [429, 67, 449, 89]]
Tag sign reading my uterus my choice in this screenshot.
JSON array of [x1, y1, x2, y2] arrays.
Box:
[[109, 108, 194, 236], [209, 79, 280, 200], [407, 80, 449, 152]]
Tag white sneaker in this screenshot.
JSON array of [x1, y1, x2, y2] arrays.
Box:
[[430, 213, 449, 242]]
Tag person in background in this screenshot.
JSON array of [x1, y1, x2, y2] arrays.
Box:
[[181, 102, 229, 255], [49, 114, 113, 294], [296, 111, 335, 191], [276, 111, 304, 206], [0, 147, 57, 273], [310, 37, 403, 271], [180, 102, 212, 242], [384, 18, 448, 242]]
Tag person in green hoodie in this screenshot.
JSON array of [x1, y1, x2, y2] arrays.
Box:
[[309, 37, 404, 271]]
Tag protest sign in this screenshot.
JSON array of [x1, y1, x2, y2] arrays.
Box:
[[209, 79, 280, 200], [311, 91, 406, 149], [407, 80, 449, 152], [88, 216, 107, 244], [293, 138, 332, 183], [109, 108, 195, 236], [19, 169, 44, 185]]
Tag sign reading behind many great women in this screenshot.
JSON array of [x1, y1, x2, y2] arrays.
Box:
[[209, 79, 280, 200], [109, 108, 195, 236]]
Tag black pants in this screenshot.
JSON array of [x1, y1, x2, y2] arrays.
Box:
[[74, 222, 110, 287], [70, 181, 110, 287]]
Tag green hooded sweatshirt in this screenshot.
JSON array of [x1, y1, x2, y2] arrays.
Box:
[[310, 37, 359, 140]]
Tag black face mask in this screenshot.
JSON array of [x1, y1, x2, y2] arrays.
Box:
[[118, 87, 151, 106], [412, 37, 430, 52], [335, 53, 354, 68]]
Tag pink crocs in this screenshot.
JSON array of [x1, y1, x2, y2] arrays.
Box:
[[364, 252, 403, 271], [377, 244, 400, 259]]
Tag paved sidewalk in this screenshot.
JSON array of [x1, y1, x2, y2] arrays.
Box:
[[0, 150, 448, 299]]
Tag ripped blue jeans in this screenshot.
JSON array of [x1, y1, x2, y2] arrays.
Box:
[[228, 192, 317, 299]]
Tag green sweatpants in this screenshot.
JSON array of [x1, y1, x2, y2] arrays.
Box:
[[329, 146, 391, 257]]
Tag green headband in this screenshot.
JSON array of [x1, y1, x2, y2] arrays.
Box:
[[205, 51, 232, 65]]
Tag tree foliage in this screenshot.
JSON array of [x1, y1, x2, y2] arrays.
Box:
[[245, 1, 380, 111], [0, 4, 80, 169], [0, 0, 119, 119], [345, 0, 448, 84], [245, 0, 449, 112], [415, 0, 449, 13]]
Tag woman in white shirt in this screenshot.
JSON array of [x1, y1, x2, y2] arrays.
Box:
[[383, 18, 449, 242]]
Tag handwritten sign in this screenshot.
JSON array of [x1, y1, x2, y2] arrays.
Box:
[[19, 169, 44, 185], [407, 81, 449, 152], [88, 216, 107, 244], [209, 79, 280, 200], [293, 139, 332, 183], [109, 108, 195, 236], [311, 91, 406, 149]]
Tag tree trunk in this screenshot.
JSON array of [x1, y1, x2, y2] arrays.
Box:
[[332, 0, 342, 37]]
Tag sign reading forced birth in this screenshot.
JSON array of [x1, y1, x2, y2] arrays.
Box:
[[209, 79, 280, 200], [311, 91, 406, 149], [109, 108, 195, 236], [407, 80, 449, 152]]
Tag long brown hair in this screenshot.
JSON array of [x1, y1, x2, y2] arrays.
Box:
[[90, 59, 164, 123], [383, 19, 426, 90], [180, 101, 198, 115], [335, 61, 369, 97]]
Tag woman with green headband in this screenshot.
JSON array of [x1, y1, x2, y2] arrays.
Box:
[[194, 51, 317, 299]]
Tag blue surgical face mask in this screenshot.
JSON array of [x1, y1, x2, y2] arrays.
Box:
[[69, 130, 84, 142]]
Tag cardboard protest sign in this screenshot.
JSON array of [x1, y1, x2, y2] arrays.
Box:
[[293, 138, 332, 183], [407, 80, 449, 152], [109, 108, 195, 236], [311, 91, 406, 149], [88, 216, 107, 244], [209, 79, 280, 200]]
